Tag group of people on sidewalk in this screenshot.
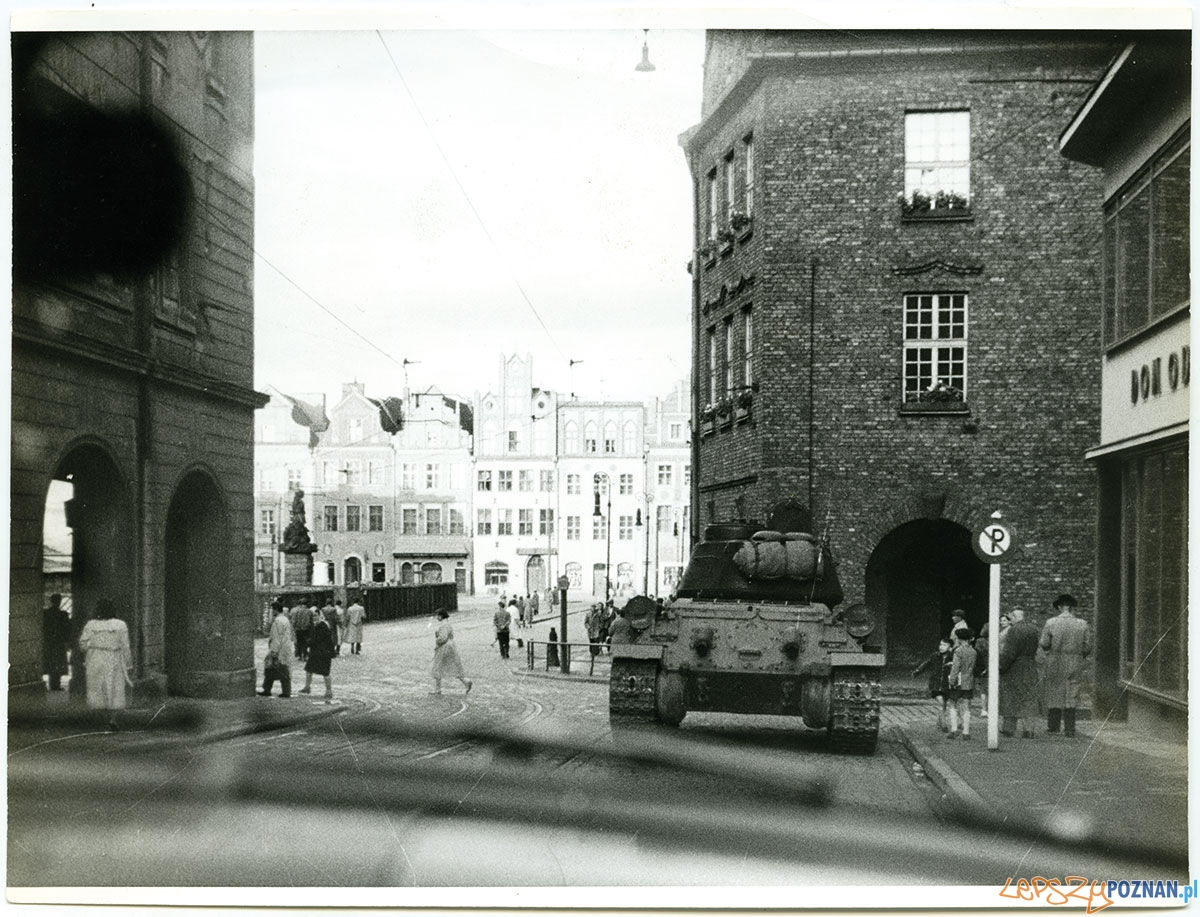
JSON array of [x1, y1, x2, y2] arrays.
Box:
[[41, 593, 134, 731], [491, 592, 544, 659], [913, 593, 1091, 742], [261, 596, 368, 701]]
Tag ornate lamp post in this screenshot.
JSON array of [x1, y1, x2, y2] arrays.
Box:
[[593, 472, 612, 603], [635, 491, 654, 595]]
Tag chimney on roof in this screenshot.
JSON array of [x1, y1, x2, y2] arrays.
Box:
[[342, 381, 365, 399]]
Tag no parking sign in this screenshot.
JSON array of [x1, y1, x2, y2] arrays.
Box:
[[973, 515, 1016, 564]]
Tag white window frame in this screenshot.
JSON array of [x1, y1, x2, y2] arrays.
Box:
[[657, 464, 673, 486], [567, 473, 581, 495], [904, 110, 971, 208], [902, 293, 969, 402]]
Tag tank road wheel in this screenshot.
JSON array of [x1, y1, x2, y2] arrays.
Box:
[[609, 658, 659, 727], [828, 668, 882, 755]]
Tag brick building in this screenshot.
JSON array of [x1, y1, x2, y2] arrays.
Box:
[[1059, 35, 1190, 737], [12, 32, 260, 696], [681, 31, 1121, 666]]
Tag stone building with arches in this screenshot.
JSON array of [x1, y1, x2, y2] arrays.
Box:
[[681, 31, 1123, 667], [11, 32, 261, 697]]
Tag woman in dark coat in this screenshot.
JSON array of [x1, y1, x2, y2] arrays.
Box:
[[998, 607, 1040, 737], [300, 614, 335, 702]]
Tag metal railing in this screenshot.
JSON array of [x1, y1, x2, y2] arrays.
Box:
[[526, 640, 613, 676]]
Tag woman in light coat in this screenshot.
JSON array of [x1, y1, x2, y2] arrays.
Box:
[[431, 609, 472, 695], [77, 598, 132, 730], [343, 598, 366, 655]]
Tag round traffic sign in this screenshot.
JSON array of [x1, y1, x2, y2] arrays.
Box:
[[973, 518, 1016, 564]]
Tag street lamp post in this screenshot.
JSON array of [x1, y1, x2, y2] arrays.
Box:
[[635, 491, 654, 595], [593, 472, 611, 603]]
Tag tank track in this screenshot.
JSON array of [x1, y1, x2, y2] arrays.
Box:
[[828, 667, 882, 754], [608, 658, 659, 723]]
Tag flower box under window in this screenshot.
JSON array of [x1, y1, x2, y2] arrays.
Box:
[[900, 190, 972, 221]]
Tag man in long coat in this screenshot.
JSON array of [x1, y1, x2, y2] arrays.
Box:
[[998, 607, 1040, 737], [1038, 593, 1091, 737]]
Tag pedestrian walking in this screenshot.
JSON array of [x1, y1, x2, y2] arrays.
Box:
[[946, 628, 977, 740], [42, 593, 71, 692], [77, 598, 132, 730], [260, 602, 294, 698], [430, 609, 472, 695], [998, 607, 1040, 738], [529, 590, 540, 622], [343, 595, 366, 655], [516, 595, 527, 628], [300, 613, 336, 703], [974, 623, 991, 718], [1039, 593, 1091, 737], [291, 602, 313, 661], [322, 600, 342, 654], [585, 603, 604, 659], [493, 601, 512, 659], [912, 638, 953, 732], [546, 627, 561, 669]]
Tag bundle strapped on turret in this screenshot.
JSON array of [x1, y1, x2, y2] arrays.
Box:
[[733, 531, 819, 581]]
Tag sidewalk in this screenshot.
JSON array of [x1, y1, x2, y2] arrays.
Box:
[[894, 702, 1189, 858]]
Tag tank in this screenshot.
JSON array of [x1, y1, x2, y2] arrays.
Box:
[[608, 501, 884, 753]]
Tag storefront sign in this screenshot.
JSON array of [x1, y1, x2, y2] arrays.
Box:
[[1130, 345, 1190, 404], [1100, 313, 1190, 447]]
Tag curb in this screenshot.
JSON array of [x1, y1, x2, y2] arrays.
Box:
[[896, 726, 991, 817], [514, 667, 608, 685], [118, 702, 346, 751]]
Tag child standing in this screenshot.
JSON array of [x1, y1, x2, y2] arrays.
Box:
[[947, 628, 978, 740], [913, 639, 953, 732]]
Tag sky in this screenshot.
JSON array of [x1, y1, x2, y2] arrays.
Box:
[[253, 28, 706, 406]]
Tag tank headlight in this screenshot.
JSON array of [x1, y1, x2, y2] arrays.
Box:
[[691, 627, 715, 658], [780, 627, 803, 660], [843, 603, 875, 639]]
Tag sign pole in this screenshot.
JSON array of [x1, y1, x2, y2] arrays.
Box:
[[558, 574, 571, 674], [988, 562, 1000, 750]]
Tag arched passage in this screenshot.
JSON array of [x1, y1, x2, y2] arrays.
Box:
[[343, 556, 362, 585], [49, 444, 134, 691], [865, 519, 989, 669], [525, 555, 545, 594], [164, 470, 231, 695]]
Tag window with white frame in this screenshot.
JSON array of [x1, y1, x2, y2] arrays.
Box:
[[426, 463, 440, 489], [518, 470, 533, 492], [619, 474, 634, 495], [593, 515, 607, 540], [369, 505, 384, 531], [724, 316, 734, 397], [904, 110, 970, 211], [657, 505, 672, 532], [498, 509, 513, 535], [539, 470, 554, 492], [622, 421, 637, 454], [657, 464, 673, 486], [707, 168, 718, 240], [742, 307, 754, 388], [477, 470, 492, 491], [477, 508, 492, 535], [567, 473, 581, 495], [566, 515, 581, 540], [498, 470, 513, 491], [507, 428, 520, 453], [684, 465, 691, 486], [744, 133, 754, 216], [564, 421, 579, 453], [425, 507, 442, 535], [584, 421, 598, 453], [346, 505, 361, 532], [902, 293, 968, 402], [708, 327, 718, 404], [260, 508, 276, 537], [539, 508, 554, 536], [669, 422, 683, 440], [402, 507, 418, 535], [618, 515, 634, 541], [402, 463, 417, 489], [518, 509, 533, 535], [344, 461, 362, 485], [368, 462, 383, 485], [288, 468, 303, 490], [603, 421, 617, 454], [449, 508, 465, 535], [724, 150, 735, 226], [323, 506, 339, 531]]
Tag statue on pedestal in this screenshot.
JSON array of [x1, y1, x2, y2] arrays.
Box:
[[280, 489, 317, 555]]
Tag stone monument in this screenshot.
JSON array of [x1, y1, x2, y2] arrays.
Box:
[[279, 489, 317, 585]]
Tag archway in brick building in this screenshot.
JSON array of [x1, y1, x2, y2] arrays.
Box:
[[48, 443, 134, 694], [865, 519, 988, 670], [164, 470, 230, 695]]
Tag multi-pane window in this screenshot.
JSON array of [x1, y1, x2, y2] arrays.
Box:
[[657, 505, 673, 532], [498, 470, 513, 492], [604, 422, 617, 454], [566, 515, 581, 541], [449, 509, 465, 535], [498, 509, 513, 536], [585, 421, 598, 453], [426, 463, 440, 489], [669, 422, 683, 440], [903, 293, 968, 402], [623, 422, 637, 454], [593, 515, 608, 540], [346, 505, 361, 532], [564, 422, 579, 453], [708, 328, 718, 403], [724, 316, 734, 397], [657, 464, 673, 485], [508, 429, 520, 453], [744, 134, 754, 216], [519, 470, 533, 492], [477, 509, 492, 536], [368, 505, 384, 531], [402, 463, 417, 489], [684, 465, 691, 486], [477, 470, 492, 491], [402, 508, 418, 535], [743, 307, 754, 387], [707, 168, 719, 240], [518, 509, 533, 536], [567, 473, 581, 495], [260, 508, 276, 537], [1103, 133, 1190, 345], [904, 110, 970, 209], [618, 515, 634, 541], [539, 508, 554, 536], [368, 462, 383, 485], [539, 470, 554, 492], [619, 474, 634, 495], [425, 507, 442, 536], [724, 150, 735, 225], [288, 469, 303, 491], [323, 506, 339, 532]]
